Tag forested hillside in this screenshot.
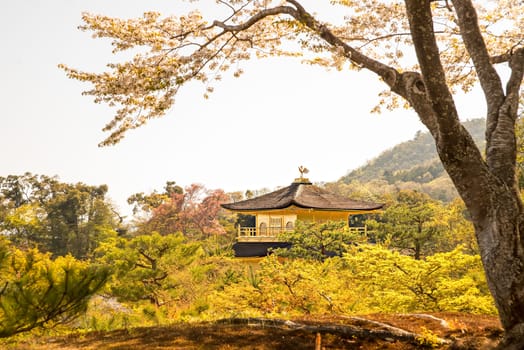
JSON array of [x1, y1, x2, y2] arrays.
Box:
[[334, 118, 486, 202]]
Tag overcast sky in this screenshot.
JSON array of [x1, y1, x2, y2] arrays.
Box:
[[0, 0, 486, 216]]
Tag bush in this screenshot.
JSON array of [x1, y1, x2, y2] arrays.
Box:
[[0, 238, 109, 337]]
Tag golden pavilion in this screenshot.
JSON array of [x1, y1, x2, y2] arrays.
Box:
[[221, 175, 383, 257]]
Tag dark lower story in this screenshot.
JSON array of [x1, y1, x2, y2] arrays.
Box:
[[233, 242, 292, 257]]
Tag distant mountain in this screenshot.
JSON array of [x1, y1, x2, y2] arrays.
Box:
[[337, 118, 486, 201]]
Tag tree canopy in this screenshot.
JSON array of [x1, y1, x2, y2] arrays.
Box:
[[0, 173, 118, 258], [60, 0, 522, 146]]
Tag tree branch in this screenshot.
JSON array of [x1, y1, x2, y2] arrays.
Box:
[[212, 6, 296, 32], [289, 5, 399, 84], [506, 48, 524, 108], [484, 47, 524, 186], [264, 2, 442, 142], [451, 0, 504, 130], [218, 0, 404, 87], [405, 0, 459, 135], [138, 249, 157, 270], [491, 52, 513, 65], [402, 0, 495, 223], [449, 0, 521, 189]]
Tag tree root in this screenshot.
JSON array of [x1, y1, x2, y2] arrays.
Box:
[[494, 323, 524, 350], [341, 315, 422, 337], [216, 317, 450, 346], [404, 313, 450, 328]]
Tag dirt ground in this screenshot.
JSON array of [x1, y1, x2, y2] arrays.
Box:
[[3, 313, 503, 350]]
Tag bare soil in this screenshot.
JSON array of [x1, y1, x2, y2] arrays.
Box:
[[3, 313, 503, 349]]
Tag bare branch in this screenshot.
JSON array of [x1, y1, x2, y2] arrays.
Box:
[[217, 0, 236, 14], [194, 35, 237, 79], [355, 32, 414, 50], [218, 0, 256, 27]]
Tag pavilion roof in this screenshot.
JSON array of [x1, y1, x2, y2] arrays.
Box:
[[221, 179, 383, 212]]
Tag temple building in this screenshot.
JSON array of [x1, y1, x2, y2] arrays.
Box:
[[221, 176, 383, 257]]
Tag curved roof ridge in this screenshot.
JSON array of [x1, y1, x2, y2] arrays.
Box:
[[290, 182, 306, 207], [221, 181, 383, 212]]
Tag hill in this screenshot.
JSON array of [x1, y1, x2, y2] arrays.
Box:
[[337, 118, 486, 201]]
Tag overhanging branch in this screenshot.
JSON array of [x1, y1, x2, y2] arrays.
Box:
[[451, 0, 504, 112], [212, 6, 296, 32]]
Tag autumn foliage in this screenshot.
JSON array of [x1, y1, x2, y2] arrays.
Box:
[[135, 183, 228, 238]]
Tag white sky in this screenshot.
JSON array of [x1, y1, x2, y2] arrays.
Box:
[[0, 0, 486, 216]]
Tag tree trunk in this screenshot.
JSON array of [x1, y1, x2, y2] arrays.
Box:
[[426, 92, 524, 349], [397, 0, 524, 345], [414, 239, 421, 261], [470, 187, 524, 349], [428, 107, 524, 348]]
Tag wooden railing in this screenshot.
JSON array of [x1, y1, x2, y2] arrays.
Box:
[[237, 226, 287, 242], [237, 226, 370, 242], [348, 226, 368, 234], [238, 227, 258, 237]]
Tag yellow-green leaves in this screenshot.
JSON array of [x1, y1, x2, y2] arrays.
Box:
[[343, 244, 496, 314], [0, 238, 109, 337], [208, 245, 495, 318]]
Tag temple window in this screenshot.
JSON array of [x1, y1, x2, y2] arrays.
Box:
[[259, 222, 267, 236], [270, 217, 282, 236]]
